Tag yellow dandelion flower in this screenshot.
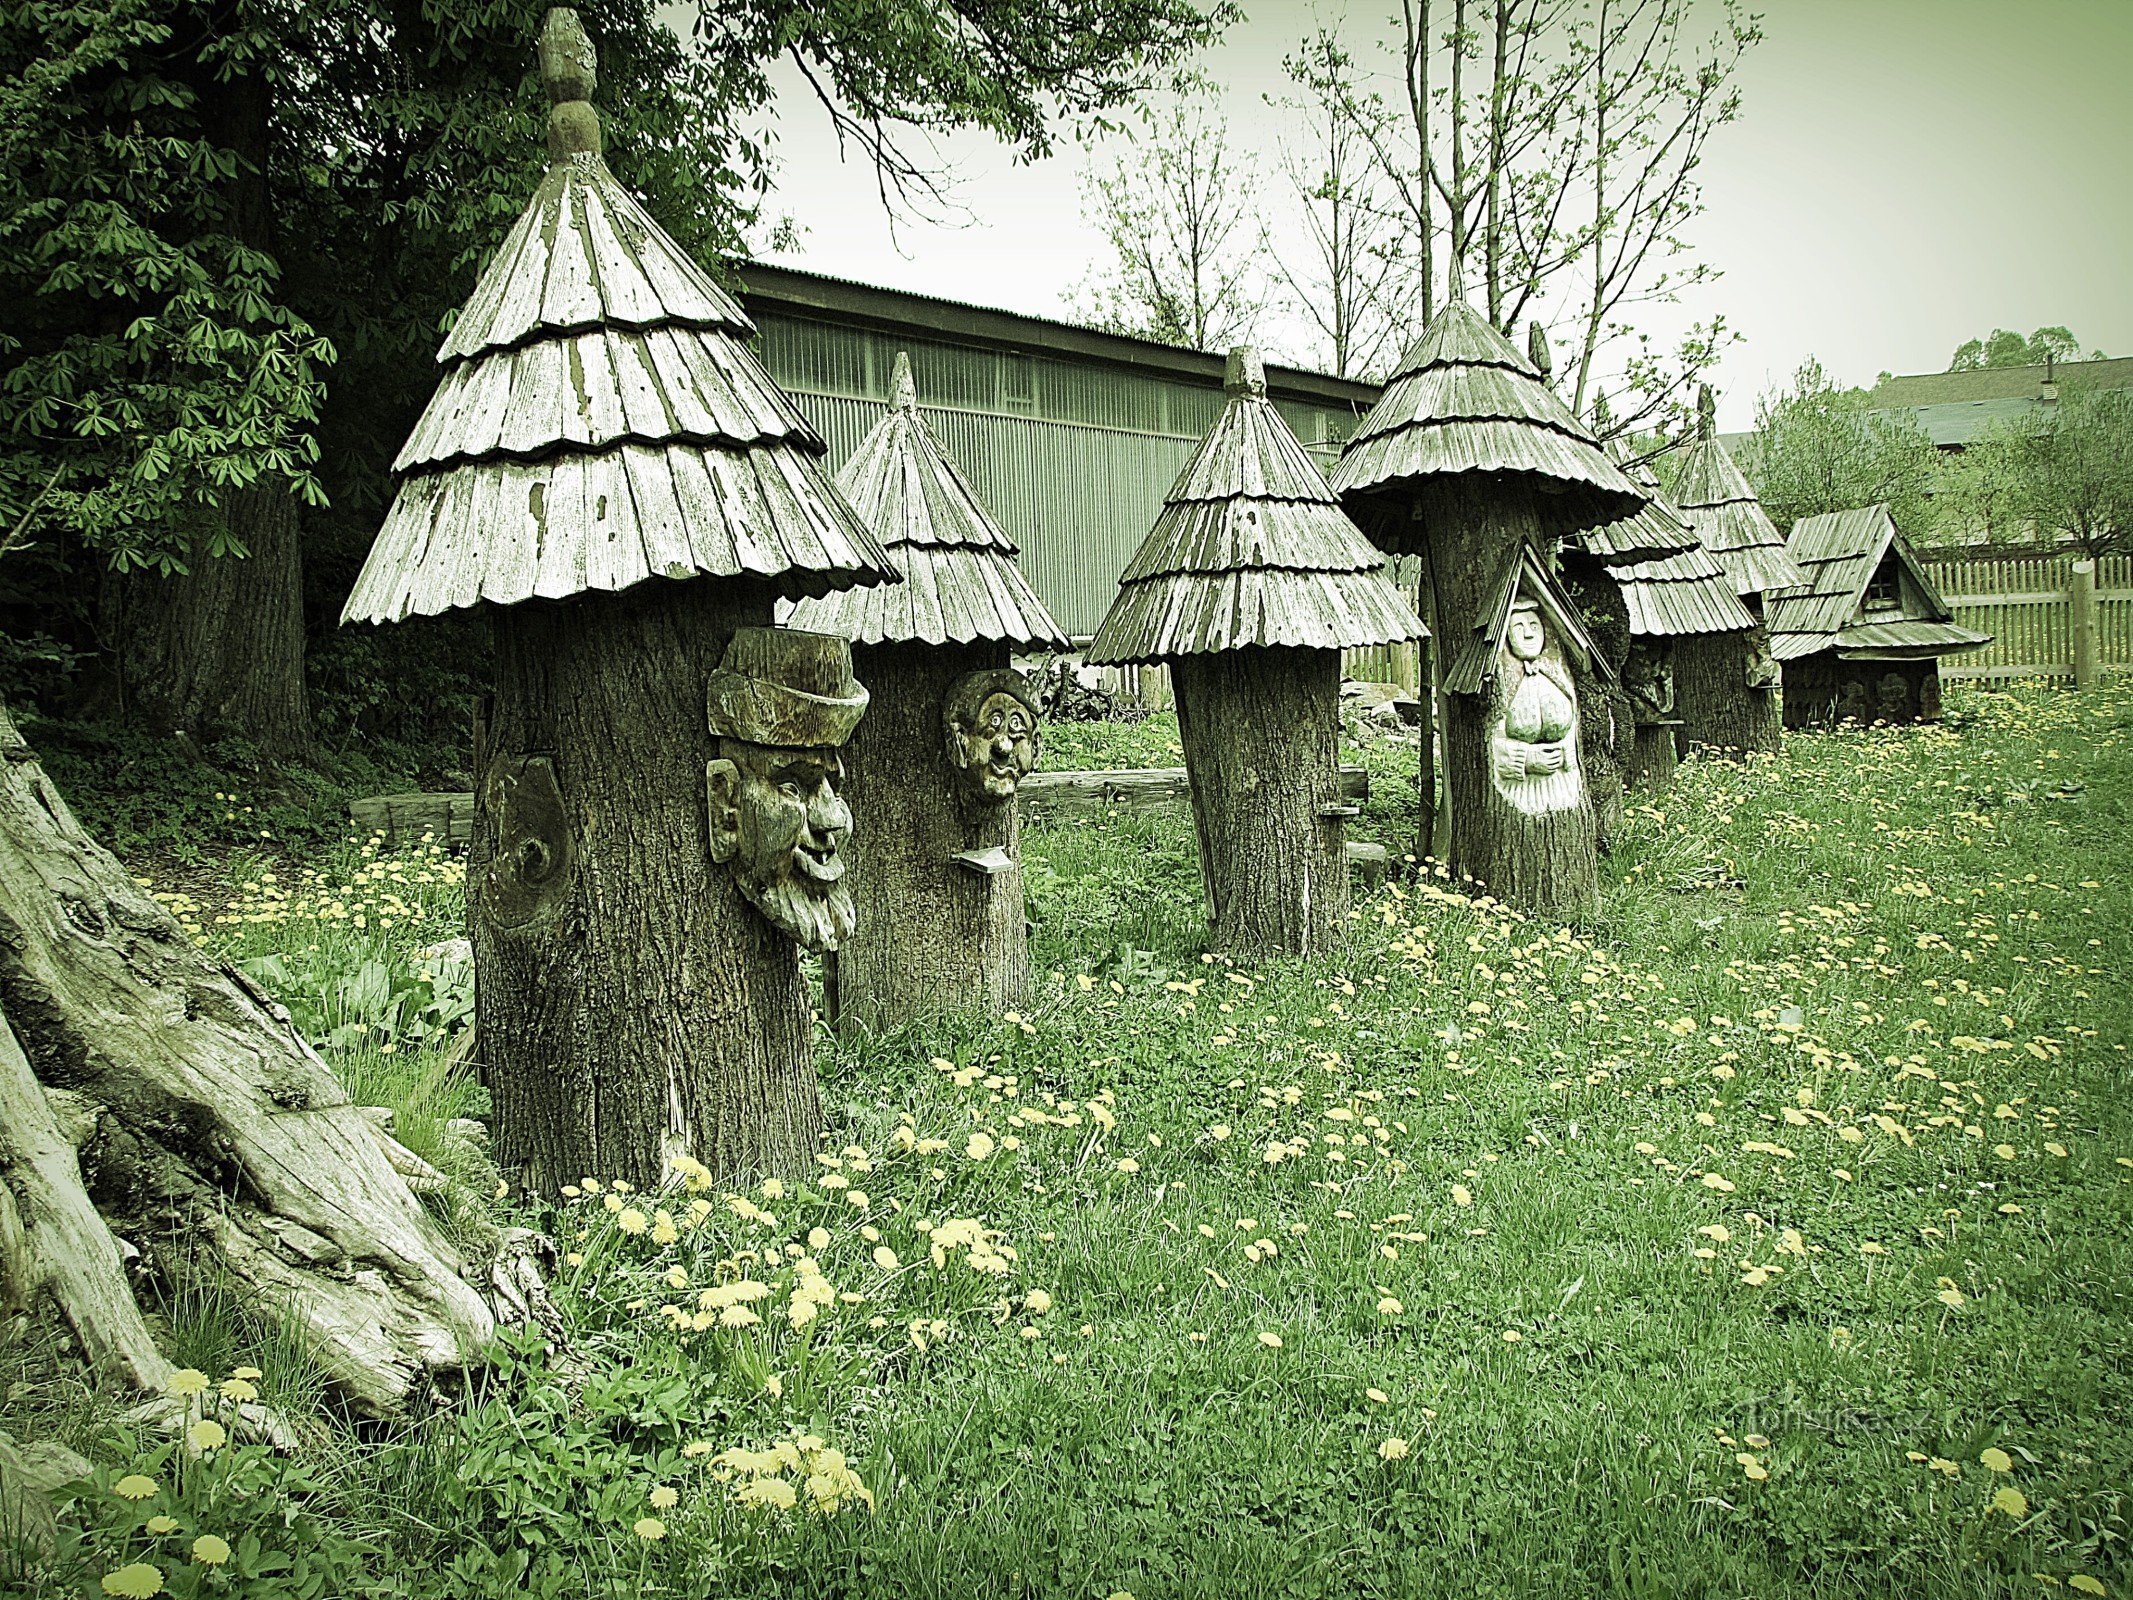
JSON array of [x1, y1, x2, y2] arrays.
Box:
[[1736, 1453, 1768, 1482], [1114, 1156, 1140, 1175], [616, 1207, 649, 1236], [872, 1246, 900, 1272], [113, 1475, 159, 1501], [965, 1132, 996, 1161], [164, 1369, 209, 1399], [185, 1419, 226, 1452], [1366, 1387, 1390, 1405], [1502, 1329, 1523, 1343], [219, 1377, 258, 1402], [190, 1536, 230, 1566], [100, 1564, 164, 1598], [1257, 1331, 1283, 1349], [649, 1484, 679, 1509], [145, 1515, 179, 1535], [1992, 1486, 2028, 1518], [1937, 1287, 1967, 1308], [1377, 1297, 1403, 1316], [1995, 1144, 2017, 1160], [1980, 1447, 2013, 1473], [1025, 1288, 1052, 1314], [633, 1516, 666, 1540], [1451, 1185, 1473, 1207], [1701, 1174, 1737, 1192], [1378, 1437, 1410, 1461], [229, 1366, 262, 1381], [736, 1477, 798, 1511]]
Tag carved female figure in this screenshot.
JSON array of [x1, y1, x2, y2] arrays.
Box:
[[1490, 599, 1583, 816]]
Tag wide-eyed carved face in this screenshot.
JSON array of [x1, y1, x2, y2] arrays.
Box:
[[944, 670, 1041, 805], [707, 742, 855, 953]]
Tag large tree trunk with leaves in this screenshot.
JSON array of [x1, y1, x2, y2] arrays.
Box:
[[830, 644, 1028, 1032], [1417, 480, 1600, 921], [0, 705, 489, 1415], [119, 489, 311, 758], [1172, 648, 1348, 960], [1672, 623, 1782, 758], [118, 42, 311, 759], [476, 582, 822, 1195]]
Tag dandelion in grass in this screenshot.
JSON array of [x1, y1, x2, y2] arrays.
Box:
[[1502, 1330, 1522, 1343], [113, 1475, 159, 1501], [1115, 1157, 1140, 1175], [634, 1516, 666, 1540], [965, 1131, 996, 1161], [185, 1419, 226, 1452], [1378, 1437, 1410, 1461], [190, 1536, 230, 1567], [1981, 1448, 2013, 1473], [1992, 1486, 2029, 1517], [145, 1515, 179, 1535], [649, 1485, 679, 1510], [1736, 1453, 1768, 1482], [219, 1376, 258, 1402], [1257, 1331, 1283, 1349], [616, 1207, 648, 1236], [1938, 1286, 1967, 1308], [1366, 1388, 1390, 1405], [737, 1478, 799, 1511], [101, 1565, 164, 1598], [164, 1369, 209, 1399]]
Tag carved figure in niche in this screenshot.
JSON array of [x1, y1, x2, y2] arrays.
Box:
[[1838, 677, 1872, 722], [1876, 670, 1911, 721], [706, 628, 869, 954], [1744, 638, 1780, 692], [1490, 598, 1583, 815], [943, 667, 1042, 806], [1624, 641, 1674, 723], [1918, 671, 1942, 722]]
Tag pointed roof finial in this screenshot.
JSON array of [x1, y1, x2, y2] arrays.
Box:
[[1591, 389, 1613, 435], [1527, 321, 1553, 382], [890, 350, 917, 411], [539, 8, 601, 158], [1696, 383, 1717, 440], [1224, 346, 1267, 399]]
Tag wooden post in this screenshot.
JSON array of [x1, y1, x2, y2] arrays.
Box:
[[2071, 559, 2099, 688]]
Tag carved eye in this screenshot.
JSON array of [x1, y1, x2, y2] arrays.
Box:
[[779, 781, 803, 801]]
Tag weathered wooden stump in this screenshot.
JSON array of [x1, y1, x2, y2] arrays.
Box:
[[340, 11, 894, 1191], [1088, 348, 1425, 961]]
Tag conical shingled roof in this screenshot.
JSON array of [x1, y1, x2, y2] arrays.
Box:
[[1670, 392, 1808, 602], [1575, 420, 1755, 638], [1329, 300, 1643, 536], [789, 354, 1069, 649], [1085, 350, 1428, 666], [344, 12, 895, 626]]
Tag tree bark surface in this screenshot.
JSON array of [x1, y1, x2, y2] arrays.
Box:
[[1673, 623, 1782, 758], [477, 581, 822, 1194], [1629, 721, 1679, 790], [1171, 648, 1348, 960], [831, 643, 1027, 1032], [1414, 479, 1600, 921], [0, 706, 489, 1415]]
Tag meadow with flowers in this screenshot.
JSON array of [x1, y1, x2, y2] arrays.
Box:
[[8, 684, 2130, 1599]]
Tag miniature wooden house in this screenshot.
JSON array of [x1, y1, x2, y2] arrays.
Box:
[[1087, 348, 1426, 959], [790, 352, 1070, 1030], [1769, 504, 1991, 726]]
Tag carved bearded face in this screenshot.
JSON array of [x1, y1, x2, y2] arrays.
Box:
[[707, 742, 855, 953], [944, 672, 1041, 805]]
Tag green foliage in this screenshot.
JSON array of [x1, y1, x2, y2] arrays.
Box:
[[2001, 385, 2133, 558], [1744, 358, 1942, 534], [1947, 326, 2101, 371]]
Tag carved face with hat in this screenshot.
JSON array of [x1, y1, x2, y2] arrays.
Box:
[[943, 667, 1042, 805], [706, 627, 869, 953]]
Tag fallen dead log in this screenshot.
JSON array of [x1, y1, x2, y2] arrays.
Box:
[[0, 706, 492, 1415]]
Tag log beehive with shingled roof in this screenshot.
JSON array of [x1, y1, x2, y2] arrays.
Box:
[[1328, 300, 1648, 920], [1086, 348, 1426, 959], [790, 353, 1068, 1030], [340, 8, 897, 1193], [1664, 386, 1804, 757]]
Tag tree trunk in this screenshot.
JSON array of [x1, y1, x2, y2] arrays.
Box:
[[1171, 648, 1348, 960], [1414, 478, 1600, 921], [118, 29, 309, 760], [477, 581, 822, 1195], [1629, 720, 1679, 789], [1561, 563, 1632, 857], [119, 492, 311, 759], [830, 644, 1028, 1033], [1673, 622, 1782, 758], [0, 705, 489, 1416]]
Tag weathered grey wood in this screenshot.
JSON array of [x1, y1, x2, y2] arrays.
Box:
[[350, 791, 474, 847], [1673, 387, 1809, 601], [0, 706, 490, 1414], [1674, 618, 1783, 756], [1345, 839, 1390, 892]]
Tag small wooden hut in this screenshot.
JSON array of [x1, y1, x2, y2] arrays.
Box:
[[1330, 301, 1643, 920], [342, 11, 896, 1192], [1769, 504, 1991, 725], [1565, 406, 1759, 793], [1086, 348, 1426, 959], [790, 353, 1070, 1030], [1668, 388, 1808, 756]]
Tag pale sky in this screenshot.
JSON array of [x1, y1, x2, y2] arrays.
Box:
[[744, 0, 2133, 429]]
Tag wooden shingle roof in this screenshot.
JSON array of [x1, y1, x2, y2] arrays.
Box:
[[1086, 349, 1427, 665], [790, 353, 1069, 649], [1579, 429, 1755, 638], [1329, 301, 1643, 536], [1769, 504, 1991, 662], [1444, 542, 1611, 695], [1671, 397, 1808, 601], [344, 15, 894, 626]]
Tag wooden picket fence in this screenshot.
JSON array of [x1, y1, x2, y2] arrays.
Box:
[[1917, 550, 2131, 685]]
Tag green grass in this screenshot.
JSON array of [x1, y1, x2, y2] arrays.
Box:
[[12, 685, 2132, 1599]]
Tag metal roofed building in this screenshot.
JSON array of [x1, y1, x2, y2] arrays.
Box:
[[737, 262, 1382, 642], [1865, 356, 2133, 450]]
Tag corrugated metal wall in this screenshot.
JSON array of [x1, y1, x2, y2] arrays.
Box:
[[752, 312, 1364, 639]]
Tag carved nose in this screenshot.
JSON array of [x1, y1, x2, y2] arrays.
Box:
[[810, 787, 851, 843]]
